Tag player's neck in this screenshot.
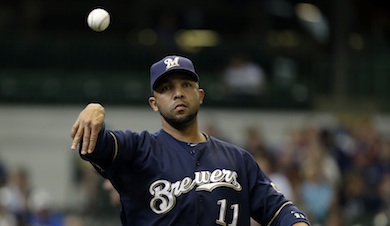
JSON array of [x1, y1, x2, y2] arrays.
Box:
[[162, 119, 206, 143]]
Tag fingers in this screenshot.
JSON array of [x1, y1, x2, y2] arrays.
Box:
[[71, 119, 98, 155], [70, 119, 80, 150], [81, 122, 91, 155], [70, 103, 105, 155], [88, 124, 100, 154], [82, 119, 103, 154]]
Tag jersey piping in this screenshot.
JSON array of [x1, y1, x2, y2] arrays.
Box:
[[88, 131, 118, 173], [109, 131, 119, 161], [266, 201, 293, 226]]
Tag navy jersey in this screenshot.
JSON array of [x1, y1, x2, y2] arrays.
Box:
[[81, 126, 310, 226]]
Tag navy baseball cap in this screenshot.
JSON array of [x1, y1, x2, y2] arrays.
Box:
[[150, 55, 199, 92]]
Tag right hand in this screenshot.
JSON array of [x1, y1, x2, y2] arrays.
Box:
[[70, 103, 105, 155]]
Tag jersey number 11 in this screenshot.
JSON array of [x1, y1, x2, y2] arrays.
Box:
[[216, 199, 239, 226]]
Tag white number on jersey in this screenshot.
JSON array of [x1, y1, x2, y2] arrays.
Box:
[[216, 199, 239, 226]]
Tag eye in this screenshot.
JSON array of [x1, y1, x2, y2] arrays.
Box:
[[161, 85, 171, 91], [183, 82, 192, 87], [155, 83, 171, 93]]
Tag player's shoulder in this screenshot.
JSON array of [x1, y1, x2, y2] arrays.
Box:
[[208, 135, 249, 155]]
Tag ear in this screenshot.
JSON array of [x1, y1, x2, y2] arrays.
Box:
[[198, 88, 205, 105], [148, 96, 159, 112]]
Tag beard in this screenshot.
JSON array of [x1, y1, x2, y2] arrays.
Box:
[[160, 110, 198, 130]]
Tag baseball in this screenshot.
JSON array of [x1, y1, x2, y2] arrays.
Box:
[[87, 8, 110, 32]]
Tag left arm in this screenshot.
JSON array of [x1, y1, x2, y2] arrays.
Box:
[[245, 153, 311, 226]]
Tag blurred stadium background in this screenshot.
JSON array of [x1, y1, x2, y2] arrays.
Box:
[[0, 0, 389, 225]]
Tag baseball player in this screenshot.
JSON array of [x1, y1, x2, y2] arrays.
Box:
[[70, 55, 311, 226]]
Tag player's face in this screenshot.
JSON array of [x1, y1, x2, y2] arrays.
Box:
[[148, 73, 204, 129]]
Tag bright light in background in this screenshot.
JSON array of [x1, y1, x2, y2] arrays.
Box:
[[295, 3, 322, 22], [295, 3, 329, 43], [175, 29, 220, 52]]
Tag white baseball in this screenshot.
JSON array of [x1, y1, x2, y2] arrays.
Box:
[[87, 8, 110, 32]]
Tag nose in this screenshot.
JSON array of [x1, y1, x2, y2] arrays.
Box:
[[173, 86, 184, 99]]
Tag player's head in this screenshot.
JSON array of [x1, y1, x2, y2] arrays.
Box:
[[148, 55, 204, 129], [150, 55, 199, 94]]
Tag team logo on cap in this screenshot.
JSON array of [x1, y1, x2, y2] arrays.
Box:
[[164, 57, 180, 70]]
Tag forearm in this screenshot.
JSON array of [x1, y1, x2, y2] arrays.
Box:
[[80, 125, 116, 168]]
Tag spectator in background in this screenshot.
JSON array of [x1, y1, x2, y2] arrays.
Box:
[[72, 157, 104, 217], [80, 163, 102, 217], [323, 208, 345, 226], [202, 122, 229, 142], [0, 157, 7, 188], [299, 156, 334, 224], [275, 122, 343, 224], [101, 180, 122, 226], [255, 150, 295, 202], [222, 53, 267, 99], [2, 167, 31, 226], [0, 188, 17, 226], [338, 115, 387, 221], [203, 123, 221, 138], [102, 179, 120, 207], [340, 170, 367, 224], [28, 189, 65, 226], [243, 126, 268, 157], [63, 215, 84, 226], [375, 172, 390, 224]]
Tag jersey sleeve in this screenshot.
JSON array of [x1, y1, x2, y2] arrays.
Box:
[[79, 124, 116, 170], [79, 124, 139, 173], [246, 154, 310, 226]]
